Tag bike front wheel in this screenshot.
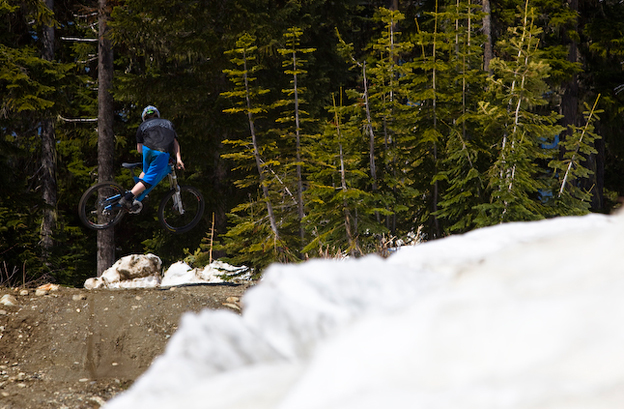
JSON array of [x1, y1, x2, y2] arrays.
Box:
[[158, 186, 205, 233], [78, 182, 126, 230]]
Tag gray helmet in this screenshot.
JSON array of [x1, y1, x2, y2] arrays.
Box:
[[141, 105, 160, 121]]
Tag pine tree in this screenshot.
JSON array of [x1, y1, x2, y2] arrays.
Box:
[[409, 0, 464, 238], [434, 0, 490, 233], [547, 95, 602, 215], [0, 0, 74, 283], [275, 27, 316, 245], [474, 1, 564, 226], [366, 7, 416, 236], [220, 33, 298, 270], [303, 91, 387, 256]]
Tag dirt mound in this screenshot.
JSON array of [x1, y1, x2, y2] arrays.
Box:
[[0, 283, 251, 409]]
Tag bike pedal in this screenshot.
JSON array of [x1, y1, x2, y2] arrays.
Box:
[[128, 200, 143, 215]]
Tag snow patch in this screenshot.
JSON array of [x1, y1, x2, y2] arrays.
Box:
[[105, 213, 624, 409]]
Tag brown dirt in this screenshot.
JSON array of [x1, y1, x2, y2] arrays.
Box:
[[0, 283, 252, 409]]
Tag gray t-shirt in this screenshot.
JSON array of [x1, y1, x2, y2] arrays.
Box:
[[136, 118, 178, 153]]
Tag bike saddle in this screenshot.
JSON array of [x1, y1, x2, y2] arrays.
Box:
[[122, 162, 142, 169]]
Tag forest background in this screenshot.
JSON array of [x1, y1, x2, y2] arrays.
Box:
[[2, 0, 624, 287]]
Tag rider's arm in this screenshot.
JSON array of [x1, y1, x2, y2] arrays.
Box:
[[173, 139, 185, 170]]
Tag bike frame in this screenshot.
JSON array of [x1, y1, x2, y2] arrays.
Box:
[[130, 163, 185, 215], [132, 163, 177, 201]]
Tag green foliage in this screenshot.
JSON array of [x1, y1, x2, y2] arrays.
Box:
[[546, 95, 603, 215], [219, 32, 288, 265], [303, 92, 389, 256], [2, 0, 624, 284], [473, 3, 566, 226]]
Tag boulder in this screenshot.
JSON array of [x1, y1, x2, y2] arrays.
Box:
[[0, 294, 18, 307], [84, 254, 162, 289]]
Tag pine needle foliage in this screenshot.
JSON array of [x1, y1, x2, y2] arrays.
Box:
[[275, 27, 317, 245], [474, 1, 564, 227], [303, 91, 387, 256], [434, 0, 490, 233], [546, 95, 602, 215], [220, 33, 298, 270]]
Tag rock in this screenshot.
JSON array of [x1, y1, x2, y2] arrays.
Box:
[[112, 254, 162, 280], [35, 284, 60, 296], [72, 294, 87, 301], [84, 254, 162, 290], [0, 294, 18, 307], [37, 283, 60, 292], [221, 302, 241, 312], [19, 290, 28, 296]]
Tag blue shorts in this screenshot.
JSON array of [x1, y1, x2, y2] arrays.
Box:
[[141, 146, 171, 187]]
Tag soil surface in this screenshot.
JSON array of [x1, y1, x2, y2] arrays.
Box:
[[0, 283, 251, 409]]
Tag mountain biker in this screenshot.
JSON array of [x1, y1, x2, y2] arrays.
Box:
[[119, 105, 185, 210]]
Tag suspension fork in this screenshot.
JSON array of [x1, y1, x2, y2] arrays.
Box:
[[168, 168, 185, 214]]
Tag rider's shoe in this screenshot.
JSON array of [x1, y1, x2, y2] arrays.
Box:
[[118, 196, 133, 211], [129, 200, 143, 214]]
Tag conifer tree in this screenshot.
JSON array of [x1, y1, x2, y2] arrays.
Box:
[[275, 27, 316, 244], [474, 1, 563, 226], [547, 95, 602, 215], [434, 0, 490, 233], [409, 0, 462, 238], [366, 7, 416, 235], [303, 91, 384, 256], [0, 0, 73, 282], [220, 33, 297, 270], [40, 0, 57, 263]]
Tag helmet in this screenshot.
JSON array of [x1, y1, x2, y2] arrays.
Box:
[[141, 105, 160, 121]]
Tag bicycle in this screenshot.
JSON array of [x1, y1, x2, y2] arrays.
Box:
[[78, 161, 205, 234]]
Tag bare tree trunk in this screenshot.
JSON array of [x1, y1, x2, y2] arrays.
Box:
[[332, 94, 357, 254], [482, 0, 493, 74], [292, 50, 305, 242], [40, 0, 57, 263], [431, 0, 441, 238], [362, 62, 378, 193], [561, 0, 579, 137], [97, 0, 115, 276], [242, 51, 280, 241]]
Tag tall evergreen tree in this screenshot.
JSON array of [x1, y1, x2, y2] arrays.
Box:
[[40, 0, 57, 263], [0, 0, 73, 283], [474, 1, 564, 226], [220, 33, 298, 270], [275, 27, 316, 245], [96, 0, 115, 275], [547, 95, 601, 215], [435, 0, 490, 233]]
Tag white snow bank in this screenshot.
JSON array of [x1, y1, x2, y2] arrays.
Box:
[[85, 255, 251, 289], [160, 260, 252, 287], [105, 213, 624, 409]]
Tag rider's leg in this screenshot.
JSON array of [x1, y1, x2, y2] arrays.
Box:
[[120, 148, 169, 209]]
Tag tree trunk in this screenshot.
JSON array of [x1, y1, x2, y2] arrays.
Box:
[[242, 51, 280, 241], [293, 50, 305, 243], [482, 0, 493, 74], [40, 0, 57, 263], [97, 0, 115, 276]]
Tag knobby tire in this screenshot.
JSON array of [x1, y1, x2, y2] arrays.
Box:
[[78, 182, 126, 230], [158, 186, 205, 234]]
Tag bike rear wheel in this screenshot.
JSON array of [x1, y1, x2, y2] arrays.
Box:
[[158, 186, 205, 233], [78, 182, 126, 230]]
